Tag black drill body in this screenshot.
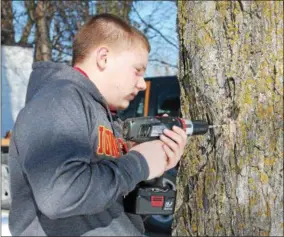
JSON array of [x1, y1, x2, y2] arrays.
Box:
[[123, 116, 209, 143]]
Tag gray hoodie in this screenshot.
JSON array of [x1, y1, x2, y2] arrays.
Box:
[[8, 61, 149, 236]]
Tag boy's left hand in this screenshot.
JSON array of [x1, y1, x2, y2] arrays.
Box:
[[125, 113, 188, 168], [159, 125, 187, 171]]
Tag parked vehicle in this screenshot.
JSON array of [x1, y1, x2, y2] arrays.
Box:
[[1, 131, 11, 210], [118, 75, 180, 120]]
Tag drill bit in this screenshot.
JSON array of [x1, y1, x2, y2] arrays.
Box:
[[208, 124, 227, 129]]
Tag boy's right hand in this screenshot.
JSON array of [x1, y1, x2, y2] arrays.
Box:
[[130, 140, 168, 180], [130, 122, 187, 180]]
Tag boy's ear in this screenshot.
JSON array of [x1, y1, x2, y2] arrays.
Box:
[[96, 46, 109, 70]]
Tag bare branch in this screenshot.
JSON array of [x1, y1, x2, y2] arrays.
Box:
[[132, 4, 178, 50], [53, 44, 72, 57], [51, 19, 66, 47], [19, 17, 34, 45], [149, 58, 178, 69], [95, 0, 133, 23]]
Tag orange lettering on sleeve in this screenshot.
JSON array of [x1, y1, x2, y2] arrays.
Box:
[[97, 126, 104, 155]]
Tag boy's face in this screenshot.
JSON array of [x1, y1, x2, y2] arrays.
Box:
[[104, 44, 149, 110]]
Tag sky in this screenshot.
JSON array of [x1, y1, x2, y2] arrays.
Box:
[[12, 0, 179, 77], [130, 1, 179, 77]]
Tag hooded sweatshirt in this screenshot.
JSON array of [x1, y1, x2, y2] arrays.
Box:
[[8, 61, 149, 236]]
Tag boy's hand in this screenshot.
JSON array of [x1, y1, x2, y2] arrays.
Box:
[[130, 119, 187, 180], [159, 125, 187, 171], [128, 113, 187, 178], [130, 140, 168, 180]]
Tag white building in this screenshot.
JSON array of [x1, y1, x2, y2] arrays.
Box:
[[1, 45, 33, 137]]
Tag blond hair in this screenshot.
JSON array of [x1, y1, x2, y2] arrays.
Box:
[[72, 13, 150, 66]]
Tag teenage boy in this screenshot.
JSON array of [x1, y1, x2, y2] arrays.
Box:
[[8, 13, 187, 236]]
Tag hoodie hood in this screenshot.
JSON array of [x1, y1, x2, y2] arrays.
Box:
[[25, 61, 106, 106]]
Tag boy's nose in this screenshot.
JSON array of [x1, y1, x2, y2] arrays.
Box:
[[137, 77, 147, 91]]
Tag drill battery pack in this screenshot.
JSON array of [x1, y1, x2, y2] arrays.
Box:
[[123, 186, 176, 215]]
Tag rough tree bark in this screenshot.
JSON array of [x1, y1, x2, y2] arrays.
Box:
[[1, 0, 15, 44], [173, 1, 283, 236], [34, 1, 54, 61]]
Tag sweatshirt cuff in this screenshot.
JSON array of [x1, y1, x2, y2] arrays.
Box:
[[116, 150, 149, 191]]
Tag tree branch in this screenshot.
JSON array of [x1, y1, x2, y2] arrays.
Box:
[[132, 4, 178, 50], [149, 58, 177, 68], [19, 17, 34, 45]]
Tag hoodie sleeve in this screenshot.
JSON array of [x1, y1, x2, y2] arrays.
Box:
[[19, 83, 149, 219]]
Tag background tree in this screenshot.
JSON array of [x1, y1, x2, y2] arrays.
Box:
[[2, 0, 90, 62], [3, 0, 178, 75], [33, 1, 54, 61], [95, 0, 133, 22], [3, 0, 134, 62], [50, 1, 90, 62], [21, 1, 90, 62], [1, 0, 15, 44], [18, 1, 35, 46], [173, 1, 283, 236]]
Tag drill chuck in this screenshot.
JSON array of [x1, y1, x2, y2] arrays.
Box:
[[183, 119, 209, 136]]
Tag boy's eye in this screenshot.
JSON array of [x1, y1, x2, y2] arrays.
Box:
[[135, 68, 144, 76], [135, 66, 145, 76]]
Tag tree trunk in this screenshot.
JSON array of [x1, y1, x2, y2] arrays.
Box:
[[34, 1, 53, 61], [174, 1, 283, 236], [95, 0, 133, 23], [1, 0, 15, 44]]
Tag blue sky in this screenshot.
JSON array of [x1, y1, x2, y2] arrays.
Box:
[[131, 1, 178, 77], [12, 1, 178, 77]]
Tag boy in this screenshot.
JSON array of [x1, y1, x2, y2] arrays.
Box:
[[8, 14, 187, 236]]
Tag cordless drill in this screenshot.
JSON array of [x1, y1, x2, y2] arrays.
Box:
[[122, 116, 210, 143], [123, 116, 211, 215]]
